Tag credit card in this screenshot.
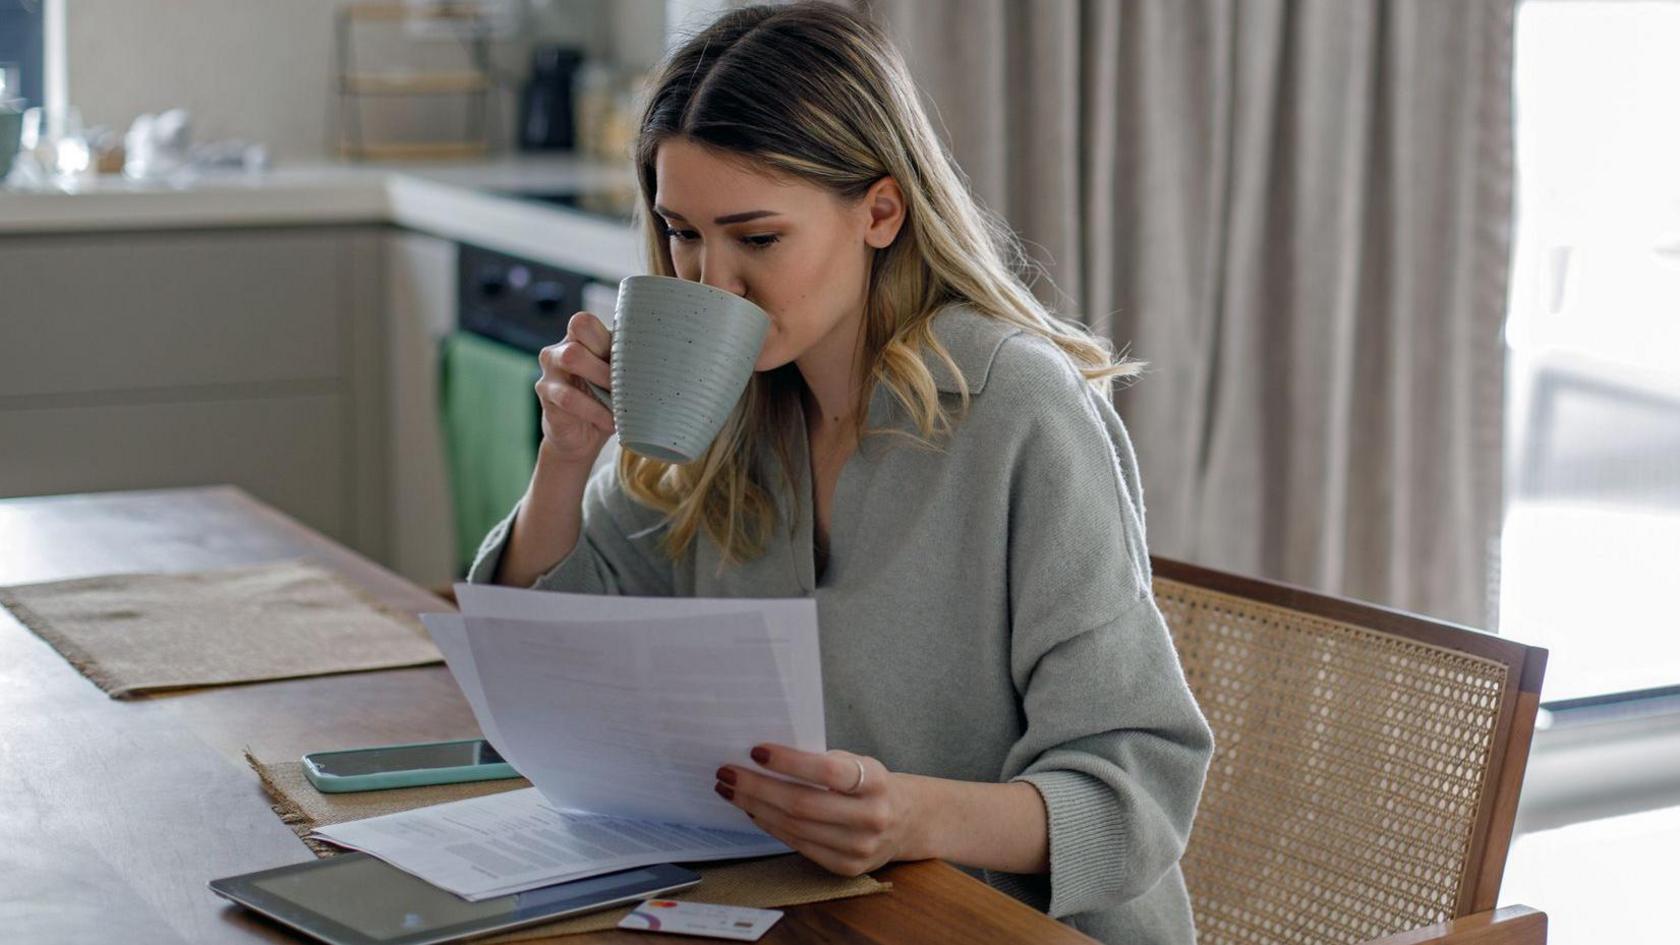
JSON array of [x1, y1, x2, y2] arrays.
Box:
[[617, 898, 785, 941]]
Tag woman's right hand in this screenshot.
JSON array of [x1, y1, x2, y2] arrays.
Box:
[[536, 311, 616, 466]]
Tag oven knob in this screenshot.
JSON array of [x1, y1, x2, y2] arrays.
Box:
[[531, 282, 566, 315]]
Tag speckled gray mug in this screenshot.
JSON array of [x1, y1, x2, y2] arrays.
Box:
[[585, 275, 771, 464]]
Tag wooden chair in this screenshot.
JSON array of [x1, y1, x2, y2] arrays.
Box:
[[1151, 557, 1549, 945]]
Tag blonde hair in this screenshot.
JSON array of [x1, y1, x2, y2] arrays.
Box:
[[620, 0, 1140, 569]]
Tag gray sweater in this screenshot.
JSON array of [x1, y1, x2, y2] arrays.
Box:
[[467, 303, 1215, 945]]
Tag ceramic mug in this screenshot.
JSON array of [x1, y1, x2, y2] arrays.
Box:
[[586, 275, 771, 464]]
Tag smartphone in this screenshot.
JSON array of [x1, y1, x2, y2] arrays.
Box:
[[302, 738, 519, 793]]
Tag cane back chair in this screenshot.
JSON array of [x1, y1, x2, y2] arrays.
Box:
[[1152, 557, 1549, 945]]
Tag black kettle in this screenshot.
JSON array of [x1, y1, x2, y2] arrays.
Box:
[[519, 45, 582, 151]]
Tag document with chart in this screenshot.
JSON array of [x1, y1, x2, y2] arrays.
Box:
[[310, 585, 826, 900]]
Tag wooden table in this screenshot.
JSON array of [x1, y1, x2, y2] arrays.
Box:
[[1, 486, 1095, 944]]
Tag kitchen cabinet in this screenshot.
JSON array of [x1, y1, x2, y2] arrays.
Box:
[[0, 226, 390, 561], [0, 157, 643, 590], [383, 230, 459, 589]]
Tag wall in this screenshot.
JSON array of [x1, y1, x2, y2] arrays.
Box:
[[62, 0, 655, 162]]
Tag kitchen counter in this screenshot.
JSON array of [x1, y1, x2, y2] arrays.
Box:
[[0, 156, 644, 281], [0, 156, 646, 584]]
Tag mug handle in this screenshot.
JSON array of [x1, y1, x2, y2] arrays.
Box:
[[585, 379, 613, 411], [582, 326, 614, 410]]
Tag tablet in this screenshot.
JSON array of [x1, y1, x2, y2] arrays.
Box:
[[210, 853, 701, 945]]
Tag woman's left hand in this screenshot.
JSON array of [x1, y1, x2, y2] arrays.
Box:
[[715, 744, 926, 877]]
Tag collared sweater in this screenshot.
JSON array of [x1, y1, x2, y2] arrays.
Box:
[[468, 303, 1215, 945]]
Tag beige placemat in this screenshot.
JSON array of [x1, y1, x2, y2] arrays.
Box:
[[0, 558, 442, 698], [244, 753, 891, 942]]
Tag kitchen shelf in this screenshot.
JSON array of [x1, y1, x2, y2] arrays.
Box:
[[344, 1, 487, 21], [348, 141, 490, 160], [341, 72, 491, 95], [333, 1, 495, 161]]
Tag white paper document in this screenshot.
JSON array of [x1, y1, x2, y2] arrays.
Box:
[[310, 586, 827, 900], [314, 787, 786, 900]]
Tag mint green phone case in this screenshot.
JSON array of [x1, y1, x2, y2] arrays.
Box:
[[301, 738, 520, 793]]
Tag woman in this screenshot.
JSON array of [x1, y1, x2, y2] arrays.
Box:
[[469, 4, 1214, 943]]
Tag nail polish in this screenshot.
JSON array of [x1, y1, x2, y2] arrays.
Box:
[[751, 746, 771, 765], [716, 767, 737, 785], [714, 783, 735, 801]]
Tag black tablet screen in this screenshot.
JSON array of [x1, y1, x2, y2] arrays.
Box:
[[252, 856, 664, 941]]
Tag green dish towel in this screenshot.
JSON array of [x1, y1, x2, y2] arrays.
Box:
[[439, 331, 541, 576]]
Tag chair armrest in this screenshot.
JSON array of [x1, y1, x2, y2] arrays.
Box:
[[1360, 906, 1546, 945]]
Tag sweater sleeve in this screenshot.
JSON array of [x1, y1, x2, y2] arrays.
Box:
[[464, 451, 677, 596], [984, 338, 1215, 919]]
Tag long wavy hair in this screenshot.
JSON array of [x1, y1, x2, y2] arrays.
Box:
[[619, 0, 1140, 569]]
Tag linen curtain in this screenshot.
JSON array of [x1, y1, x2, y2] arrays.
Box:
[[857, 0, 1515, 628]]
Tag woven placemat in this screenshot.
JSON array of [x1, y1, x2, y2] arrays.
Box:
[[0, 558, 442, 698], [244, 753, 890, 942]]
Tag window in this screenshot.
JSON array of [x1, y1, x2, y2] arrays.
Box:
[[1501, 0, 1680, 706], [0, 0, 43, 108]]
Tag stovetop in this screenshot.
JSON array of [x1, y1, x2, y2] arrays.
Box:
[[498, 185, 641, 225]]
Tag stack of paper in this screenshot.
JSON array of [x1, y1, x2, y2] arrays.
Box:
[[310, 583, 827, 900]]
